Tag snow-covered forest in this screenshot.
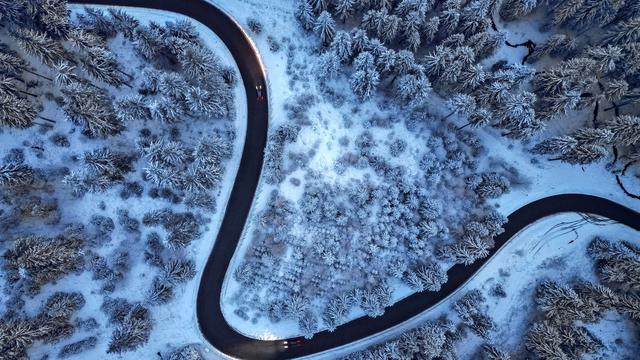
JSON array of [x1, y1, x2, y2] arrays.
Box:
[[221, 0, 640, 348], [346, 224, 640, 359], [1, 0, 640, 358], [299, 0, 640, 168], [0, 1, 241, 358]]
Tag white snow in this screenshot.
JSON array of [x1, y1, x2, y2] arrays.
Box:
[[0, 5, 247, 359], [210, 0, 640, 342], [306, 214, 640, 359]]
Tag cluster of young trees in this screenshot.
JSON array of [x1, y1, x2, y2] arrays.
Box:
[[343, 317, 463, 360], [524, 236, 640, 359], [101, 297, 153, 353], [139, 132, 233, 194], [62, 147, 135, 196], [453, 289, 495, 339], [3, 224, 84, 293], [142, 208, 202, 248], [0, 291, 85, 360], [233, 107, 513, 336]]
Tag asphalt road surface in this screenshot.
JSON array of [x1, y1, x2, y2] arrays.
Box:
[[70, 1, 640, 359]]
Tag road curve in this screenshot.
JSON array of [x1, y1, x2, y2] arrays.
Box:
[[71, 2, 640, 359]]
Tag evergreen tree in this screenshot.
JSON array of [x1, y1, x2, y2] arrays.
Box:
[[53, 62, 82, 87], [310, 0, 331, 13], [560, 143, 609, 164], [605, 115, 640, 146], [533, 136, 578, 155], [178, 44, 220, 81], [314, 11, 336, 46], [350, 68, 380, 99], [114, 95, 152, 123], [482, 344, 512, 360], [39, 0, 71, 38], [443, 93, 476, 120], [4, 231, 84, 293], [107, 304, 153, 353], [61, 82, 123, 137], [0, 94, 38, 128], [459, 0, 491, 36], [402, 11, 423, 52], [77, 6, 118, 39], [316, 51, 341, 79], [108, 8, 140, 40], [604, 17, 640, 44], [499, 0, 538, 21], [82, 47, 129, 88], [379, 14, 400, 44], [0, 163, 34, 188], [395, 73, 431, 106], [330, 31, 353, 63], [423, 16, 440, 43], [0, 318, 48, 360], [10, 28, 66, 67], [334, 0, 356, 22], [351, 28, 370, 53], [375, 48, 396, 74], [296, 1, 316, 31], [553, 0, 586, 26], [186, 86, 227, 118]]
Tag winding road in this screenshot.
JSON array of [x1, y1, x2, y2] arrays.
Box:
[[73, 1, 640, 359]]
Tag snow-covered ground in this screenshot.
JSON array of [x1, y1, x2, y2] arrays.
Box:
[[0, 5, 246, 359], [306, 214, 640, 359], [211, 0, 640, 341], [0, 0, 634, 358]]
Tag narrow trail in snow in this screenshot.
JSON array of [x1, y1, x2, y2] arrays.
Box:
[[71, 1, 640, 359]]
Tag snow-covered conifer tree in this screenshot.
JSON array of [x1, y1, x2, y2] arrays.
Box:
[[314, 11, 336, 46], [10, 28, 66, 67], [402, 11, 423, 51], [0, 163, 34, 188], [334, 0, 356, 22], [330, 31, 353, 63], [295, 1, 316, 31], [316, 51, 341, 79], [178, 45, 220, 81], [108, 8, 140, 40], [443, 93, 476, 120], [605, 115, 640, 146], [395, 73, 431, 106], [351, 28, 370, 53], [82, 47, 129, 88], [62, 82, 123, 137], [422, 16, 440, 43], [0, 94, 38, 128], [186, 86, 226, 118], [604, 17, 640, 44], [499, 0, 538, 21], [351, 68, 380, 99], [114, 95, 152, 123]]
